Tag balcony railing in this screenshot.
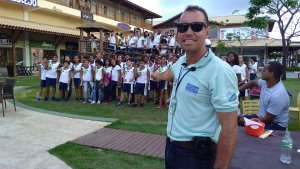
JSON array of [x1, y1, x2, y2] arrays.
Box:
[[46, 0, 153, 30]]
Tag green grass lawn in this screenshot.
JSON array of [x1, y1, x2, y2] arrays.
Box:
[[0, 76, 39, 86], [49, 142, 164, 169], [11, 77, 300, 169]]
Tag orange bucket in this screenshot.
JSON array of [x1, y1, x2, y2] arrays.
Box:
[[245, 118, 265, 137]]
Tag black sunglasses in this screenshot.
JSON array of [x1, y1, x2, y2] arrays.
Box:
[[177, 22, 207, 33]]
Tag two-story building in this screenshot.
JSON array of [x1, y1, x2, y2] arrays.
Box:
[[0, 0, 161, 76], [153, 14, 299, 66]]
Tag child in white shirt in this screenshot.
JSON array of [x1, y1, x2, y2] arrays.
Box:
[[132, 59, 150, 107], [58, 62, 71, 101], [157, 55, 169, 109], [117, 58, 135, 106], [91, 59, 104, 104], [80, 60, 94, 103]]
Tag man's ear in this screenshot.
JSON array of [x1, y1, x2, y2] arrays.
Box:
[[205, 26, 211, 38]]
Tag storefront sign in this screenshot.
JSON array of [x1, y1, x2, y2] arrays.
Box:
[[118, 23, 131, 30], [81, 11, 93, 21], [10, 0, 38, 7], [30, 41, 54, 49]]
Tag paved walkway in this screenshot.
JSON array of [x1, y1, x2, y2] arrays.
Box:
[[0, 102, 110, 169]]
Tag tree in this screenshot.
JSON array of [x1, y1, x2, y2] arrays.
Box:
[[245, 0, 300, 80]]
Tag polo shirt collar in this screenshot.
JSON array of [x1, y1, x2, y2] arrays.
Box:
[[184, 48, 213, 69]]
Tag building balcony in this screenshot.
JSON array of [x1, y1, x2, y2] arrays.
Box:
[[46, 0, 153, 30]]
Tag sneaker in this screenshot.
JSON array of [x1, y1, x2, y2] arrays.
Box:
[[97, 101, 101, 104], [76, 98, 79, 101], [83, 101, 86, 103], [44, 97, 49, 102], [156, 104, 162, 109], [140, 103, 144, 107], [35, 97, 41, 102], [64, 98, 69, 101], [91, 101, 96, 104], [127, 102, 131, 107], [155, 101, 159, 105], [110, 100, 116, 104], [116, 102, 123, 107], [131, 103, 137, 107]]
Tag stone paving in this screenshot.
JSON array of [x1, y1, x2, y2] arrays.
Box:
[[0, 102, 110, 169]]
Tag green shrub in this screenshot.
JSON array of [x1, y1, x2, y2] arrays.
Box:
[[286, 67, 300, 72]]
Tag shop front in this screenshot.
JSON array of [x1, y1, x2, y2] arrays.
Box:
[[30, 40, 56, 68], [60, 42, 79, 63]]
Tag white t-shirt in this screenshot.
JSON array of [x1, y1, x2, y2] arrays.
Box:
[[148, 39, 154, 49], [103, 66, 112, 75], [109, 35, 116, 46], [120, 38, 126, 49], [82, 66, 92, 81], [40, 63, 47, 80], [160, 45, 168, 55], [232, 65, 242, 75], [249, 62, 257, 73], [168, 36, 176, 47], [128, 36, 137, 48], [46, 61, 60, 79], [143, 37, 149, 47], [147, 63, 155, 81], [239, 64, 247, 81], [73, 63, 82, 79], [95, 66, 103, 81], [137, 36, 144, 48], [159, 65, 168, 73], [123, 66, 135, 84], [136, 67, 148, 84], [111, 65, 121, 82], [59, 68, 70, 84], [153, 33, 161, 46]]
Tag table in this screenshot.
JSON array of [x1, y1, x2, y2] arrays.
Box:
[[230, 127, 300, 169]]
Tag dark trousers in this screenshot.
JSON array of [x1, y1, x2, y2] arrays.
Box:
[[110, 80, 117, 101], [238, 114, 286, 131], [67, 79, 72, 98], [103, 84, 110, 102], [250, 73, 256, 81], [165, 138, 215, 169]]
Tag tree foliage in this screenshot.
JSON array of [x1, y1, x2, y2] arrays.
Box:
[[245, 0, 300, 80]]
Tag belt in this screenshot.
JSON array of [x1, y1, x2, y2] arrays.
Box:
[[171, 140, 194, 150]]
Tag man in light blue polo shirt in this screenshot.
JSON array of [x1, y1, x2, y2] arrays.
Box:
[[238, 61, 289, 130], [153, 5, 239, 169]]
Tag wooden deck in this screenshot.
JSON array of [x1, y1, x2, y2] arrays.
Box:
[[73, 128, 166, 159]]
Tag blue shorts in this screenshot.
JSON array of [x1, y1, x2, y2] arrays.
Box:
[[59, 82, 68, 91], [46, 77, 56, 87], [122, 83, 133, 93], [74, 78, 81, 87], [150, 80, 158, 91], [40, 80, 46, 88], [159, 80, 167, 90], [134, 82, 145, 95]]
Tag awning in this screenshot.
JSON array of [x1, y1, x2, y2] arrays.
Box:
[[0, 16, 80, 37]]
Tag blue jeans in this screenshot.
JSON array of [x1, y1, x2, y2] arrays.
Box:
[[82, 81, 93, 102], [91, 80, 102, 102], [165, 138, 215, 169]]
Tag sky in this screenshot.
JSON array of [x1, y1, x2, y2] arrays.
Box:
[[129, 0, 300, 41], [129, 0, 251, 20]]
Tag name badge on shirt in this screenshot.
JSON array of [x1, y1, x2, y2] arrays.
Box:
[[185, 83, 199, 94]]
